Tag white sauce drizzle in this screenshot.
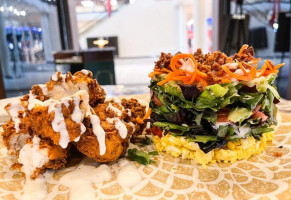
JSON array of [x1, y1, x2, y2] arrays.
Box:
[[107, 103, 122, 116], [127, 109, 132, 117], [90, 114, 106, 155], [117, 159, 141, 188], [112, 97, 122, 104], [59, 158, 112, 200], [81, 69, 89, 75], [22, 176, 47, 200], [51, 103, 70, 148], [51, 72, 59, 81], [115, 118, 128, 139], [214, 122, 231, 129], [27, 72, 109, 153], [38, 84, 48, 95], [18, 136, 49, 179], [128, 122, 136, 133], [105, 102, 129, 139], [28, 90, 89, 148], [7, 100, 24, 133], [237, 126, 251, 138]]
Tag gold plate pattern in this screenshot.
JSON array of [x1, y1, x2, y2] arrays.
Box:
[[0, 95, 290, 200]]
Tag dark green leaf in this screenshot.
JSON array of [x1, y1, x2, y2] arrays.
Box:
[[148, 151, 159, 155], [153, 122, 190, 131]]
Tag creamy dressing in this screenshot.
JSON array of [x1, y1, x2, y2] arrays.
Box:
[[115, 118, 128, 139], [7, 100, 24, 133], [107, 103, 122, 116], [128, 122, 136, 133], [28, 90, 89, 148], [117, 159, 141, 188], [127, 109, 132, 117], [81, 69, 89, 75], [51, 103, 70, 148], [106, 117, 128, 139], [22, 176, 47, 200], [112, 97, 122, 104], [28, 72, 109, 152], [90, 114, 106, 155], [59, 158, 112, 200], [214, 122, 231, 129], [51, 72, 58, 81], [38, 84, 48, 95], [237, 126, 251, 138], [18, 136, 49, 179]]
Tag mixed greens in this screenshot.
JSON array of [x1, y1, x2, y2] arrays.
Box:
[[149, 73, 279, 153]]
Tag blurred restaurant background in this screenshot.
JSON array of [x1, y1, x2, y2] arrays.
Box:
[[0, 0, 291, 98]]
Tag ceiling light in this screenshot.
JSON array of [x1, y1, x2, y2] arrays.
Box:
[[93, 38, 109, 48], [0, 7, 4, 12], [20, 11, 26, 16], [8, 6, 13, 12], [81, 0, 94, 7], [273, 22, 279, 30], [13, 9, 18, 14]]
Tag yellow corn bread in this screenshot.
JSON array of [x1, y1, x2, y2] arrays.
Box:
[[152, 132, 274, 168]]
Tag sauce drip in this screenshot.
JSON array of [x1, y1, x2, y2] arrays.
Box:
[[59, 158, 112, 200], [7, 100, 24, 133]]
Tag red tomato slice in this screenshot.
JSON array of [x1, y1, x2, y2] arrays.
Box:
[[153, 95, 163, 106], [151, 126, 163, 138]]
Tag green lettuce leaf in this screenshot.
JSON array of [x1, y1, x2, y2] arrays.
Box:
[[240, 92, 264, 110], [228, 107, 253, 124], [153, 122, 190, 132], [187, 135, 217, 143]]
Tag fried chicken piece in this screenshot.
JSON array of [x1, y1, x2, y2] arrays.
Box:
[[17, 136, 70, 179], [1, 70, 145, 178], [2, 99, 32, 155], [75, 98, 146, 162], [21, 70, 105, 148]]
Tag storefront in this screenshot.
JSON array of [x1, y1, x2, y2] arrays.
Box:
[[0, 0, 61, 96]]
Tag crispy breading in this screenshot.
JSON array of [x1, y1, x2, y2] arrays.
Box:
[[1, 70, 146, 178], [75, 98, 146, 162]]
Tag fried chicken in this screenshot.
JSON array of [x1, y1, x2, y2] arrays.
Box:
[[75, 98, 146, 162], [1, 70, 146, 179]]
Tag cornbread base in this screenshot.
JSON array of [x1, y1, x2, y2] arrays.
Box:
[[153, 132, 274, 168]]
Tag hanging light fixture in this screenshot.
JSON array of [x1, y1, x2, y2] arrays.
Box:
[[93, 38, 109, 48]]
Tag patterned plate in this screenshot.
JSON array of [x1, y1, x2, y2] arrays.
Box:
[[0, 94, 290, 200]]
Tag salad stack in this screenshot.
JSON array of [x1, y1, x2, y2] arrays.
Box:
[[149, 45, 283, 165]]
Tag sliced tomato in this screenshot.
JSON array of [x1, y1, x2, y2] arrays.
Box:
[[150, 89, 154, 98], [153, 95, 163, 106], [252, 111, 268, 122], [217, 108, 230, 122], [253, 105, 261, 114], [151, 126, 163, 138]]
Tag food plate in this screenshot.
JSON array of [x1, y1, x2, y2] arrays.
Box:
[[0, 94, 291, 200]]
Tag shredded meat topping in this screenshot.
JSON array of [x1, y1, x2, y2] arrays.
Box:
[[154, 46, 257, 87]]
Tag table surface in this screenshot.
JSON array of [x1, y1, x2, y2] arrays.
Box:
[[0, 93, 291, 199]]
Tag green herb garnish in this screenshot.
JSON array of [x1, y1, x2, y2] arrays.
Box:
[[127, 148, 158, 165]]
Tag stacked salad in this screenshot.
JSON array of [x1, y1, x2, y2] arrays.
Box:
[[148, 45, 283, 154]]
